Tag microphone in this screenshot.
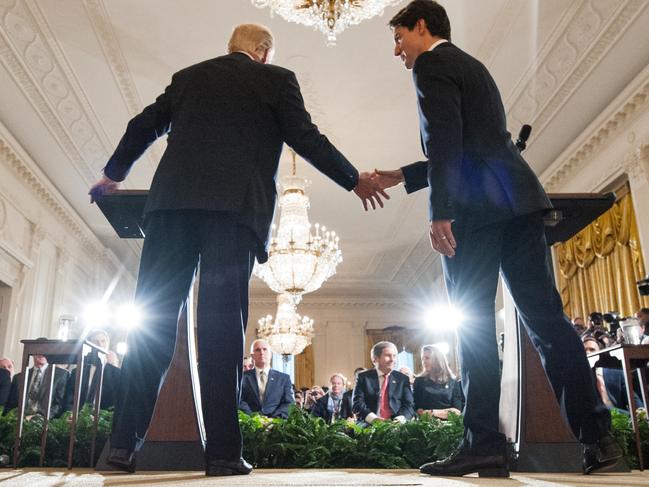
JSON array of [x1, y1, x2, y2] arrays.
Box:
[[515, 124, 532, 153]]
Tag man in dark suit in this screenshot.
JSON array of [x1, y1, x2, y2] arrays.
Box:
[[239, 339, 293, 419], [373, 0, 620, 477], [311, 372, 353, 423], [3, 354, 69, 419], [63, 329, 120, 412], [89, 24, 385, 476], [352, 341, 414, 424]]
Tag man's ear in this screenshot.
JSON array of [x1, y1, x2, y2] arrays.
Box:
[[260, 48, 272, 64], [417, 18, 427, 35]]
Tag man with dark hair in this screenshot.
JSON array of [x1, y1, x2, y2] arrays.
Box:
[[373, 0, 620, 477], [89, 23, 386, 476], [636, 308, 649, 341], [352, 341, 414, 424]]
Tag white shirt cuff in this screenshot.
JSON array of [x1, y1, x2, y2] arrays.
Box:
[[365, 412, 378, 424], [394, 415, 406, 424]]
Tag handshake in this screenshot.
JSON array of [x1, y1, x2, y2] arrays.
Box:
[[352, 169, 404, 211]]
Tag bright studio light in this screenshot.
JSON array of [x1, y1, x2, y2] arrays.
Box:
[[116, 341, 128, 355], [432, 342, 450, 355], [426, 305, 463, 330], [116, 304, 142, 330], [83, 301, 109, 327]]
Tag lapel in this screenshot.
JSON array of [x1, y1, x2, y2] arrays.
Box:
[[248, 370, 261, 403], [265, 369, 277, 401]]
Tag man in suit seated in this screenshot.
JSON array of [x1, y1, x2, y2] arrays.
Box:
[[353, 341, 415, 425], [311, 372, 353, 423], [0, 358, 14, 408], [4, 352, 69, 419], [239, 339, 294, 419], [63, 329, 121, 412]]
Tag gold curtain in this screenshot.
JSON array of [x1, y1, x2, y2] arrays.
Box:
[[294, 345, 314, 389], [555, 188, 649, 319]]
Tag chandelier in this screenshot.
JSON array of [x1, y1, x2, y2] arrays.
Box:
[[253, 151, 342, 304], [252, 0, 403, 46], [258, 293, 315, 355]]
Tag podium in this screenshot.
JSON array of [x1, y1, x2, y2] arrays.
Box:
[[499, 192, 623, 472], [95, 190, 205, 470]]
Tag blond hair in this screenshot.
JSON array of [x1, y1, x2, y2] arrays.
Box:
[[227, 24, 274, 57]]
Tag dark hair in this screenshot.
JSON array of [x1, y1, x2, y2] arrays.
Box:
[[389, 0, 451, 41], [371, 341, 397, 360]]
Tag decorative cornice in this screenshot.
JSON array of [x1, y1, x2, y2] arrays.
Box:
[[541, 65, 649, 191], [0, 120, 120, 267], [506, 0, 647, 143], [82, 0, 161, 170], [249, 295, 414, 309], [475, 0, 523, 68]]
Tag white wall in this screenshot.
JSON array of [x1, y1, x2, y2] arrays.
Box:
[[0, 122, 135, 364]]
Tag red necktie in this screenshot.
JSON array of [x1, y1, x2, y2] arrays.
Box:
[[379, 372, 391, 419]]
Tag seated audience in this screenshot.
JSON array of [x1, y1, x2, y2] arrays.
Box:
[[242, 356, 254, 372], [303, 386, 325, 412], [572, 317, 586, 335], [582, 336, 643, 413], [294, 389, 304, 409], [63, 329, 120, 412], [413, 345, 463, 420], [343, 367, 364, 413], [352, 341, 414, 424], [0, 358, 14, 408], [311, 373, 353, 423], [637, 307, 649, 343], [4, 350, 69, 418], [239, 339, 294, 419]]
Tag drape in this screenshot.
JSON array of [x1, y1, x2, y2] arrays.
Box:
[[294, 345, 314, 389], [554, 188, 649, 319]]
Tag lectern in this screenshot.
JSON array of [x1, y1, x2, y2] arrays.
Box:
[[499, 192, 624, 472], [95, 190, 205, 470]]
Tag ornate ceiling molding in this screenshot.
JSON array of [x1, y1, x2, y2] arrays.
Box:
[[249, 295, 413, 309], [82, 0, 161, 170], [0, 120, 122, 269], [541, 66, 649, 192], [475, 0, 524, 68], [506, 0, 647, 141], [0, 0, 112, 179]]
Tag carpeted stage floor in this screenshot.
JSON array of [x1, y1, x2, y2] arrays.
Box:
[[0, 469, 647, 486]]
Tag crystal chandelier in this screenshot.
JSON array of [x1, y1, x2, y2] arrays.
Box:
[[253, 151, 342, 304], [258, 293, 315, 355], [252, 0, 403, 46]]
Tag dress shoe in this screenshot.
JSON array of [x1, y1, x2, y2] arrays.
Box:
[[420, 448, 509, 477], [106, 447, 136, 473], [583, 434, 622, 474], [205, 457, 253, 476]]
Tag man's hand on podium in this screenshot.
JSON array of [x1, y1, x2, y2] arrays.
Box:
[[89, 175, 120, 203]]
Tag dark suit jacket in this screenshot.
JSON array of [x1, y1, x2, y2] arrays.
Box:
[[311, 391, 353, 423], [413, 376, 463, 411], [103, 52, 359, 263], [63, 362, 120, 412], [3, 366, 69, 418], [400, 42, 551, 228], [0, 368, 11, 408], [352, 369, 415, 421], [239, 369, 294, 419]]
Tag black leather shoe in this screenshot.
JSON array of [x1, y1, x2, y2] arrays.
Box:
[[106, 448, 136, 473], [583, 434, 622, 474], [420, 448, 509, 477], [205, 457, 253, 476]]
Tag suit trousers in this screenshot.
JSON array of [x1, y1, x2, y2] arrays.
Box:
[[110, 210, 256, 461], [441, 211, 610, 455]]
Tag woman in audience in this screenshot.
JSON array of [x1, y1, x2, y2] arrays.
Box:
[[413, 345, 463, 420]]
